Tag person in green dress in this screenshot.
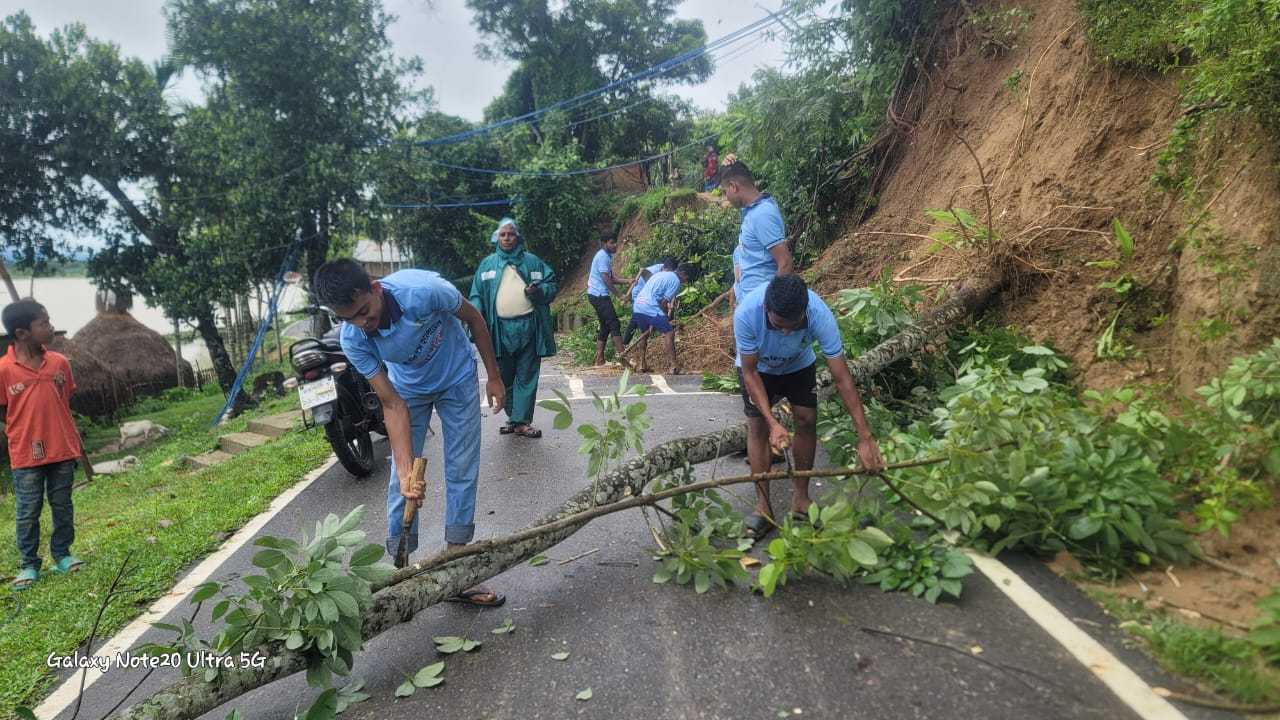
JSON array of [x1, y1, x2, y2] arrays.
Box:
[[469, 217, 558, 438]]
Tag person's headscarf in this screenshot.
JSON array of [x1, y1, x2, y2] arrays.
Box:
[[491, 217, 525, 263]]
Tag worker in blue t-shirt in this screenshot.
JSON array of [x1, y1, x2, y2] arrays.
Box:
[[631, 263, 697, 374], [585, 230, 630, 366], [313, 259, 507, 607], [734, 274, 885, 541], [721, 161, 794, 302], [623, 256, 677, 345]]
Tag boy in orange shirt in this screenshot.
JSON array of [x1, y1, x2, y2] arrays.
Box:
[[2, 300, 93, 590]]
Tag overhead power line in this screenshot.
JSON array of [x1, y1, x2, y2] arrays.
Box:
[[411, 10, 786, 147]]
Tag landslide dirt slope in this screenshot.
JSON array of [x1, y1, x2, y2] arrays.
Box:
[[812, 0, 1280, 393]]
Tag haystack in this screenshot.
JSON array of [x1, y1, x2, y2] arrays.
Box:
[[48, 335, 134, 417], [73, 308, 195, 398]]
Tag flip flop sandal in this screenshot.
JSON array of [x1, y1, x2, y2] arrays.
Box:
[[743, 513, 774, 541], [52, 555, 84, 574], [515, 425, 543, 439], [445, 588, 507, 608], [499, 423, 516, 435], [12, 567, 37, 590]]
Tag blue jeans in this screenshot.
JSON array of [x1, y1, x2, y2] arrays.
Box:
[[13, 459, 78, 571], [386, 364, 482, 556]]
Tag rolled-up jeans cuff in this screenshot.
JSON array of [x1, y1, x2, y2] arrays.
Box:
[[385, 532, 418, 558], [445, 524, 475, 545]]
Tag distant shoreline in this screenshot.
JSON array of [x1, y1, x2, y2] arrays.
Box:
[[6, 261, 89, 279]]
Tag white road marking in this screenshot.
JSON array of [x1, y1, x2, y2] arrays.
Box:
[[650, 374, 676, 394], [562, 390, 728, 400], [965, 550, 1189, 720], [567, 375, 586, 400], [35, 456, 341, 720]]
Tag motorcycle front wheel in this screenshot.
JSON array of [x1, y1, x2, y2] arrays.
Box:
[[325, 413, 375, 477]]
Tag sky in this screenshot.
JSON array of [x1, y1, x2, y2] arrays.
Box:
[[1, 0, 791, 120]]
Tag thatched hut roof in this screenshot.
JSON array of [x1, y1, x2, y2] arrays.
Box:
[[48, 335, 134, 418], [73, 311, 195, 397]]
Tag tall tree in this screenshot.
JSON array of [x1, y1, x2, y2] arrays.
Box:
[[469, 0, 709, 162], [165, 0, 421, 298], [0, 14, 107, 301]]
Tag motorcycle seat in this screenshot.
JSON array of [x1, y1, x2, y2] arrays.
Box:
[[319, 326, 344, 351]]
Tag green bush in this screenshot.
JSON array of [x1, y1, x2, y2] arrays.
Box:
[[613, 186, 695, 226], [1078, 0, 1185, 69], [494, 123, 602, 277], [624, 204, 739, 316], [822, 341, 1198, 574]]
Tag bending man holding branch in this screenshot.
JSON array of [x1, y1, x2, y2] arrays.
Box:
[[734, 274, 886, 540]]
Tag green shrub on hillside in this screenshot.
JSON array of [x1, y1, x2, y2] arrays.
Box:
[[1078, 0, 1185, 69], [613, 186, 695, 226]]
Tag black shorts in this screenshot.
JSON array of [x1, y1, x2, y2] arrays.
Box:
[[588, 294, 621, 341], [737, 363, 818, 418]]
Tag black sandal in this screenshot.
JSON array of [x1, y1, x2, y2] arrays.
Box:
[[499, 423, 516, 435], [743, 513, 774, 541], [515, 425, 543, 439]]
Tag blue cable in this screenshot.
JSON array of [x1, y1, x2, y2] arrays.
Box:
[[413, 12, 781, 147], [416, 128, 731, 178]]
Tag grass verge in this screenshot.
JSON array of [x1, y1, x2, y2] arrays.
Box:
[[1090, 590, 1280, 706], [0, 380, 332, 712]]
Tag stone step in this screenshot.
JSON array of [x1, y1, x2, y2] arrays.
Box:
[[219, 432, 270, 455], [191, 450, 234, 469], [248, 413, 300, 438]]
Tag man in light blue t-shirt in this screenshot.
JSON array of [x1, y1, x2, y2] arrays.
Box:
[[585, 230, 629, 366], [623, 256, 676, 345], [722, 161, 794, 302], [631, 263, 696, 374], [313, 259, 507, 607], [734, 274, 885, 540]]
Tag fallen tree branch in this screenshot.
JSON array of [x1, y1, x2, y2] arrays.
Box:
[[386, 454, 948, 588], [696, 288, 734, 319], [112, 265, 1005, 719]]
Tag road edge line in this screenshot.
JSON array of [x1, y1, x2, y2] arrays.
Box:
[[35, 455, 341, 720], [964, 550, 1188, 720]]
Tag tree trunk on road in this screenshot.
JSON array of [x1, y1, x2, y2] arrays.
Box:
[[110, 272, 1006, 720]]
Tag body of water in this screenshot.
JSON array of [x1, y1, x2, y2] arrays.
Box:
[[21, 276, 209, 367]]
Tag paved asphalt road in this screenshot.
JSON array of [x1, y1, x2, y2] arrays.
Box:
[[45, 366, 1235, 720]]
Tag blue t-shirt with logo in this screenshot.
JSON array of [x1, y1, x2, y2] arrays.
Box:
[[733, 284, 844, 374], [586, 248, 615, 297], [340, 269, 476, 398], [734, 194, 786, 301], [631, 263, 666, 302], [633, 270, 681, 317]]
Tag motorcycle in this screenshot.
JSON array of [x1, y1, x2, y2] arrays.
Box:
[[286, 307, 385, 477]]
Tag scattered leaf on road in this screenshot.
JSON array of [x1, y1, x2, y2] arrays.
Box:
[[529, 554, 549, 566], [413, 662, 445, 687], [394, 680, 415, 698], [491, 617, 516, 635], [575, 688, 593, 701], [551, 651, 569, 661]]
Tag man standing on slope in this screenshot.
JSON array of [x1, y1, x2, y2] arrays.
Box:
[[586, 230, 630, 366], [313, 259, 507, 607], [735, 274, 886, 540], [721, 161, 793, 302]]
